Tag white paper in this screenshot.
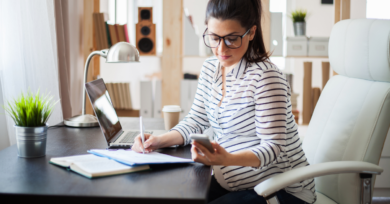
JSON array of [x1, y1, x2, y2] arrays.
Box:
[[88, 149, 194, 165], [73, 160, 131, 174]]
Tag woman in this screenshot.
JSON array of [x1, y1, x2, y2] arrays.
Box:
[[132, 0, 315, 203]]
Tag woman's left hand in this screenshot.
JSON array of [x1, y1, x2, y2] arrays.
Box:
[[191, 141, 231, 166]]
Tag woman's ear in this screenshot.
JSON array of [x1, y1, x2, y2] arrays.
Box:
[[250, 25, 257, 41]]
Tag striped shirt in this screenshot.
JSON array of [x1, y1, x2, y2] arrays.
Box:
[[172, 56, 316, 203]]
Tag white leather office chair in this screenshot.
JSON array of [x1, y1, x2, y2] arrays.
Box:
[[255, 19, 390, 204]]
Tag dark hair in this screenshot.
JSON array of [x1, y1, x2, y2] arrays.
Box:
[[205, 0, 270, 63]]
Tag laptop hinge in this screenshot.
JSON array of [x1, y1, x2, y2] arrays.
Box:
[[109, 130, 124, 145]]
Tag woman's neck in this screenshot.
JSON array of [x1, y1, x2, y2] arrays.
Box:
[[221, 63, 236, 74]]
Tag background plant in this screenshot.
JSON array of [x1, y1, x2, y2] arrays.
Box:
[[290, 9, 307, 23], [3, 90, 57, 127]]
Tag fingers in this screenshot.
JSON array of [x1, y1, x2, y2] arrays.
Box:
[[211, 141, 223, 153], [192, 141, 213, 158], [191, 145, 210, 165], [131, 135, 143, 153], [144, 136, 153, 148], [143, 133, 152, 140], [132, 134, 153, 153], [141, 134, 160, 153]]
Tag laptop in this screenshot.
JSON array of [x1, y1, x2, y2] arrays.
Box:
[[85, 78, 168, 148]]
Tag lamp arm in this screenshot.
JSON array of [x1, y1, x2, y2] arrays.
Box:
[[81, 50, 108, 115]]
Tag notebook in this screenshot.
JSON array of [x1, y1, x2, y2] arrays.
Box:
[[50, 154, 150, 178]]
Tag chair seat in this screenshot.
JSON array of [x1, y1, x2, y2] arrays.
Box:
[[314, 192, 337, 204]]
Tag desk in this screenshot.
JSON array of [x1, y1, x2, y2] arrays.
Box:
[[0, 117, 212, 204]]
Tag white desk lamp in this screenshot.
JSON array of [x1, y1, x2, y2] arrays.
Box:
[[64, 42, 140, 127]]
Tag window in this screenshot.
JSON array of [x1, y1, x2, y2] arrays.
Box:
[[366, 0, 390, 19]]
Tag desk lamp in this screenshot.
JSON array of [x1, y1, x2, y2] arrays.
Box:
[[64, 42, 140, 127]]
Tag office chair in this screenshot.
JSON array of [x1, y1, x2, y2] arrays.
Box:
[[255, 19, 390, 204]]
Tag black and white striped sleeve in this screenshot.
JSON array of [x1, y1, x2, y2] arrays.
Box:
[[171, 67, 211, 145], [250, 68, 288, 168]]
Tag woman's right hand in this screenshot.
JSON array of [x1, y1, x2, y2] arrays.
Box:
[[131, 133, 161, 153]]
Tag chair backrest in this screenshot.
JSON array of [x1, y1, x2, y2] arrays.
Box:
[[302, 19, 390, 204]]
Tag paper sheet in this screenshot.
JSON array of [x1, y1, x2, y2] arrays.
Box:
[[88, 149, 194, 166]]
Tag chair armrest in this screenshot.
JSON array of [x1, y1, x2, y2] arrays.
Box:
[[254, 161, 383, 197]]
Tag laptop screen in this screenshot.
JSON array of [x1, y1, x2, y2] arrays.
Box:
[[85, 78, 122, 142]]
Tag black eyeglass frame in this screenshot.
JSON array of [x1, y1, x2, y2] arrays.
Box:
[[202, 28, 251, 49]]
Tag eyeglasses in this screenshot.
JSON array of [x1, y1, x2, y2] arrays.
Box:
[[203, 28, 250, 49]]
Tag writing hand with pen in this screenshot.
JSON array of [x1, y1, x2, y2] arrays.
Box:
[[132, 133, 161, 154]]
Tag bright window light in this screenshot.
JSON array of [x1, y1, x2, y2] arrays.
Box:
[[270, 57, 285, 70], [116, 0, 128, 24], [107, 0, 127, 24], [270, 0, 286, 13], [367, 0, 390, 19]]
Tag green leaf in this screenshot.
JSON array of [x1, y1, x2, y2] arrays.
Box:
[[289, 9, 307, 23], [1, 89, 56, 127]]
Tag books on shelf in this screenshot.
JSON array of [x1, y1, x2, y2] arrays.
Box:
[[119, 83, 126, 109], [105, 22, 112, 47], [124, 83, 133, 109], [106, 82, 133, 110], [117, 25, 127, 42], [93, 13, 101, 50], [108, 24, 119, 45], [124, 24, 130, 43], [93, 12, 130, 49], [93, 13, 109, 50], [50, 154, 149, 178]]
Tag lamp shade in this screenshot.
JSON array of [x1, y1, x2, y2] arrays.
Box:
[[106, 42, 140, 63]]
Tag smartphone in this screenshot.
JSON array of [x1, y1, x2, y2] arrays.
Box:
[[190, 134, 214, 153]]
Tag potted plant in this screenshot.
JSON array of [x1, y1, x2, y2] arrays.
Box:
[[3, 90, 57, 158], [290, 9, 307, 36]]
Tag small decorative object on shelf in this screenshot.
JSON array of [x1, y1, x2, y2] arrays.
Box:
[[290, 9, 307, 36], [3, 90, 57, 158], [136, 7, 156, 55]]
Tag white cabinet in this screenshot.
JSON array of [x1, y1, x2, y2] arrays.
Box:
[[153, 80, 162, 118], [308, 37, 329, 57], [286, 36, 308, 56], [140, 81, 153, 118]]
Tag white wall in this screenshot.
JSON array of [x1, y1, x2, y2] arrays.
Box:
[[351, 0, 367, 19], [286, 0, 334, 37], [183, 0, 209, 56], [183, 0, 208, 36]]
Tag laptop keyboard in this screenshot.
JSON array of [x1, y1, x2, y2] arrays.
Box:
[[118, 131, 153, 143]]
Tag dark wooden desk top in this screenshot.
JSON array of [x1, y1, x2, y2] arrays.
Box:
[[0, 117, 212, 204]]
